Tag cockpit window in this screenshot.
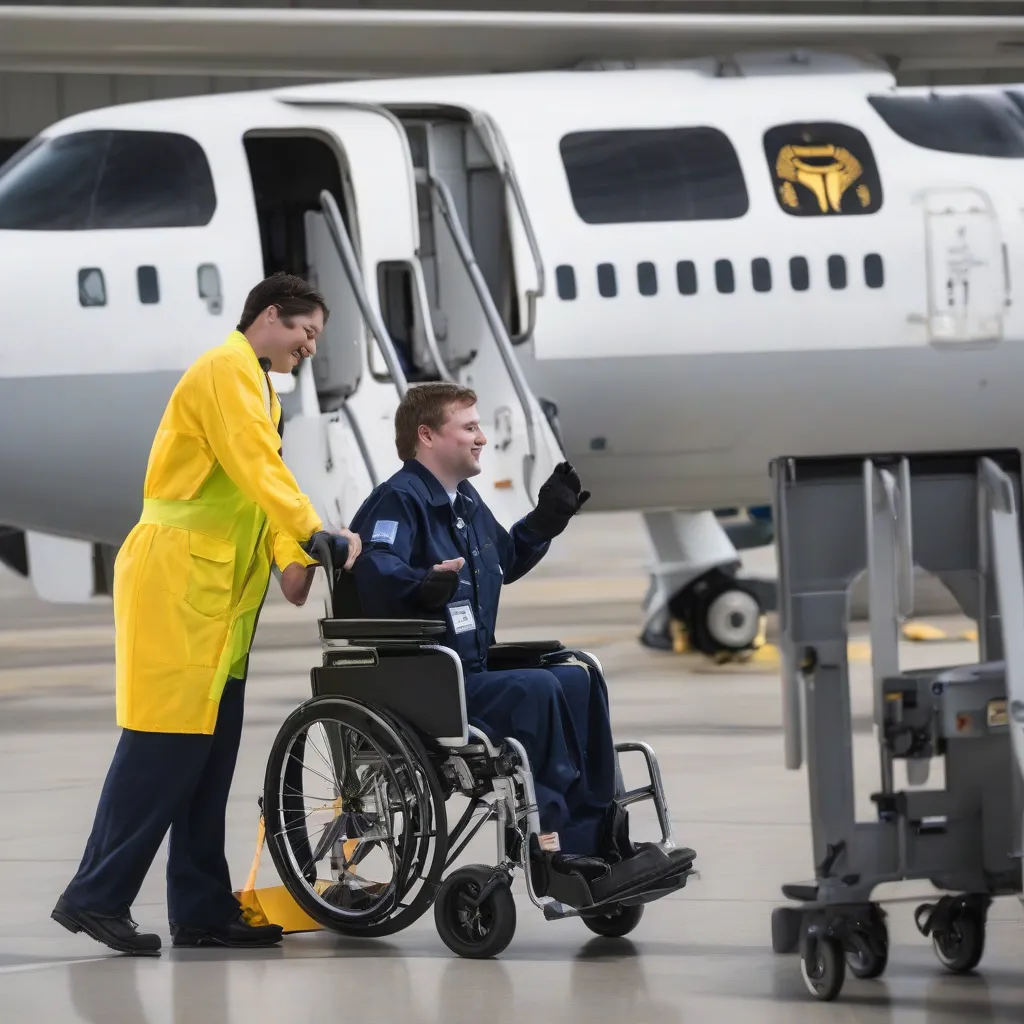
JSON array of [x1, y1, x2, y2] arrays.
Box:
[[870, 93, 1024, 158], [0, 129, 216, 230], [559, 128, 748, 224], [763, 122, 882, 217]]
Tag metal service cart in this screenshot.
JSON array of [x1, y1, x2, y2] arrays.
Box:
[[769, 450, 1024, 1001]]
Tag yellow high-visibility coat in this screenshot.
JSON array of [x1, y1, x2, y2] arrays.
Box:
[[114, 331, 322, 734]]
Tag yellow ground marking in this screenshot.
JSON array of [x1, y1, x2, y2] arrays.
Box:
[[901, 621, 979, 643]]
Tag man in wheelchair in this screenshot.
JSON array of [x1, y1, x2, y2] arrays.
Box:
[[347, 383, 695, 903]]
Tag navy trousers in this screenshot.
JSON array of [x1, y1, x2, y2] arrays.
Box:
[[62, 676, 246, 930], [465, 662, 617, 855]]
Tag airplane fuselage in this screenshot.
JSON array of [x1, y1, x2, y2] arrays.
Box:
[[2, 65, 1024, 549]]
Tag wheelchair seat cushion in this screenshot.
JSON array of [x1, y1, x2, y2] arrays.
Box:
[[320, 618, 447, 642]]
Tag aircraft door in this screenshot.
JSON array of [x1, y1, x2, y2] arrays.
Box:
[[921, 187, 1008, 344], [244, 112, 418, 526]]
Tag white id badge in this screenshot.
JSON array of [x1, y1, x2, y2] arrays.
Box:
[[448, 601, 477, 635]]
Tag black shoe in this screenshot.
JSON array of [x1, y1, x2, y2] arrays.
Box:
[[600, 800, 635, 863], [550, 853, 611, 885], [170, 913, 283, 948], [51, 896, 161, 956], [528, 835, 612, 904], [666, 844, 697, 866]]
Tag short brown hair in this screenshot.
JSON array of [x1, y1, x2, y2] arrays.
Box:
[[236, 272, 330, 332], [395, 382, 478, 461]]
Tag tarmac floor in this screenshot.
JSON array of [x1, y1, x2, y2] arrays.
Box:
[[0, 512, 1020, 1022]]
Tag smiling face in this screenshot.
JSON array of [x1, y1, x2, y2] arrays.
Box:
[[260, 304, 324, 374], [417, 401, 487, 489]]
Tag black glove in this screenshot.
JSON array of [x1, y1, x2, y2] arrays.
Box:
[[303, 531, 350, 572], [523, 462, 591, 540], [417, 568, 460, 611]]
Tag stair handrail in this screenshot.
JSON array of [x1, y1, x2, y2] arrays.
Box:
[[429, 174, 540, 495], [469, 111, 546, 346], [319, 189, 409, 397]]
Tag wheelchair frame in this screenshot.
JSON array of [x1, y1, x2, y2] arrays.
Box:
[[260, 548, 695, 958]]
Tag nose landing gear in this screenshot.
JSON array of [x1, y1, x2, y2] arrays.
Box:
[[640, 569, 767, 661], [639, 509, 773, 662], [668, 571, 766, 660]]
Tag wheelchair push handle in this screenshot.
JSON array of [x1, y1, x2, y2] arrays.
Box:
[[306, 531, 350, 600]]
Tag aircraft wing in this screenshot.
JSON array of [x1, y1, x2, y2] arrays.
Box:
[[0, 6, 1023, 79]]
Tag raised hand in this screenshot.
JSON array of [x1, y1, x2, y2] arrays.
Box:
[[524, 462, 591, 539]]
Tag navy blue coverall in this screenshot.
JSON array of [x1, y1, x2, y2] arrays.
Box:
[[349, 459, 617, 855]]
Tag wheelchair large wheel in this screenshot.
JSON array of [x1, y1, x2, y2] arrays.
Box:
[[264, 695, 449, 938]]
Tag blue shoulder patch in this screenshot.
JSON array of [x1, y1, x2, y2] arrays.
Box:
[[372, 520, 399, 545]]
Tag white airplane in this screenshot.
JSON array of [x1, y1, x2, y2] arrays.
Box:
[[3, 30, 1024, 656]]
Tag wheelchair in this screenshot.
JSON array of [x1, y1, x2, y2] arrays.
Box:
[[260, 537, 697, 959]]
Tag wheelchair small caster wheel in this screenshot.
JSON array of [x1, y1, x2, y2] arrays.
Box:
[[933, 906, 986, 974], [435, 865, 516, 959], [801, 936, 845, 1001], [846, 926, 888, 980], [582, 903, 644, 939]]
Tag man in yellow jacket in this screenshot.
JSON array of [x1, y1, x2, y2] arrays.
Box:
[[52, 272, 360, 956]]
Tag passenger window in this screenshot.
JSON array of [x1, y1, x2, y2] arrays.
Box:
[[790, 256, 810, 291], [715, 259, 735, 294], [676, 261, 697, 295], [556, 264, 577, 301], [864, 253, 884, 289], [137, 266, 159, 304], [751, 258, 772, 293], [597, 263, 617, 298], [637, 262, 658, 296], [197, 263, 223, 314], [764, 122, 882, 217], [828, 255, 847, 290], [872, 93, 1024, 158], [559, 128, 748, 224], [79, 268, 106, 307], [0, 129, 216, 230]]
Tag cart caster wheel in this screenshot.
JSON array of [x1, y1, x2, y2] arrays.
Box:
[[801, 936, 845, 1001], [846, 926, 889, 980], [582, 903, 644, 938], [933, 906, 986, 974], [435, 865, 516, 959]]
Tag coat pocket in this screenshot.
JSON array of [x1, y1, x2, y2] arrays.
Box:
[[183, 531, 236, 619]]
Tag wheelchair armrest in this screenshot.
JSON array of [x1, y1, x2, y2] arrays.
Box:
[[487, 640, 565, 670], [320, 617, 447, 642]]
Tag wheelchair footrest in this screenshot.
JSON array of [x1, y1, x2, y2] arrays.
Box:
[[539, 844, 696, 911], [617, 867, 694, 909], [590, 846, 695, 904]]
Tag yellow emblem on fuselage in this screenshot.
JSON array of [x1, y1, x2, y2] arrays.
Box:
[[775, 144, 872, 214]]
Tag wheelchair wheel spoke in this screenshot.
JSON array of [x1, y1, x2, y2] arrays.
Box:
[[307, 724, 344, 787], [285, 750, 337, 791]]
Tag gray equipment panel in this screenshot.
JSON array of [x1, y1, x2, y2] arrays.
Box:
[[770, 450, 1024, 1001]]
